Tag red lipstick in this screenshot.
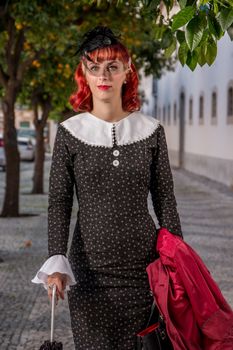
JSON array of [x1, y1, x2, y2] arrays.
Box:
[[97, 85, 111, 91]]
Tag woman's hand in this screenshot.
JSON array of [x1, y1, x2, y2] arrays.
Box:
[[47, 272, 67, 302]]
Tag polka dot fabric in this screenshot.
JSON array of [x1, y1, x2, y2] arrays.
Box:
[[48, 118, 182, 350]]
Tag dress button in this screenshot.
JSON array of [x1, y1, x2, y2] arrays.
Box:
[[113, 160, 119, 167], [113, 150, 120, 157]]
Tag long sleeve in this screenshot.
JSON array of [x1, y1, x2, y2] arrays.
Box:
[[31, 255, 76, 290], [31, 124, 76, 289], [48, 124, 75, 256], [150, 124, 182, 236]]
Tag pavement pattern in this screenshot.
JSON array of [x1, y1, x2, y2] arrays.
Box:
[[0, 160, 233, 349]]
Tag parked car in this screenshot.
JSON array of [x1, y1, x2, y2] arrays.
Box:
[[17, 128, 36, 145], [0, 134, 6, 171], [17, 128, 36, 161], [17, 137, 35, 161]]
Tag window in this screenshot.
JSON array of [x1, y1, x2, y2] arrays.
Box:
[[157, 107, 161, 120], [227, 84, 233, 124], [228, 86, 233, 116], [168, 104, 171, 125], [152, 77, 157, 97], [189, 98, 193, 124], [20, 121, 30, 128], [227, 86, 233, 124], [211, 91, 217, 124], [163, 106, 166, 124], [212, 92, 217, 118], [173, 103, 177, 124], [199, 95, 204, 124]]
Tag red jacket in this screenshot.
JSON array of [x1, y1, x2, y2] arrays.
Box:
[[146, 228, 233, 350]]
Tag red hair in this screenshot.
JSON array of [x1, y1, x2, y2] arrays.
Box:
[[69, 43, 140, 112]]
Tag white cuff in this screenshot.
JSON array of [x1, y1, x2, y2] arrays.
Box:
[[31, 255, 76, 291]]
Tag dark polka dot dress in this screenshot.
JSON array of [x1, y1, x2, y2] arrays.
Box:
[[48, 111, 182, 350]]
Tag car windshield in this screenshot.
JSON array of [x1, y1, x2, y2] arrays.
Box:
[[17, 129, 36, 138]]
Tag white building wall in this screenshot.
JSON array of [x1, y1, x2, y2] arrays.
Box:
[[155, 33, 233, 187], [139, 72, 155, 116]]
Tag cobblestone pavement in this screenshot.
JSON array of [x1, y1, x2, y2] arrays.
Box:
[[0, 160, 233, 349]]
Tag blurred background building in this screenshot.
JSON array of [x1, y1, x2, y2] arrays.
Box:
[[142, 33, 233, 188]]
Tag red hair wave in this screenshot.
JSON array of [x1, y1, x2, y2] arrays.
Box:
[[69, 43, 140, 112]]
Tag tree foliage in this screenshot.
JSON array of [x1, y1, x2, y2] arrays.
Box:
[[16, 0, 178, 119], [95, 0, 233, 71]]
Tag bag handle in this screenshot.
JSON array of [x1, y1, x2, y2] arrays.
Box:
[[146, 302, 157, 328]]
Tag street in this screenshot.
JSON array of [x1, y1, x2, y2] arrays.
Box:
[[0, 160, 233, 349]]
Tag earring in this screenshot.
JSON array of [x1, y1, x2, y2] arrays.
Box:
[[124, 80, 127, 84]]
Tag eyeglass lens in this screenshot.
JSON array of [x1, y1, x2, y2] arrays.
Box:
[[84, 62, 126, 77]]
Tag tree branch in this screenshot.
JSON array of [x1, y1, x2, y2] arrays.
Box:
[[6, 16, 15, 74], [0, 1, 10, 18], [41, 95, 52, 127], [16, 48, 45, 83], [0, 65, 9, 88], [13, 30, 25, 75], [31, 88, 51, 129], [33, 100, 39, 127]]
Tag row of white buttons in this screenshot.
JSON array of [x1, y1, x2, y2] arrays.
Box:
[[113, 149, 120, 167]]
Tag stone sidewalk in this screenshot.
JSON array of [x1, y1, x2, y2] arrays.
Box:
[[0, 161, 233, 349], [0, 161, 74, 349]]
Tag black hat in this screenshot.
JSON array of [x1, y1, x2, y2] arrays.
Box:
[[75, 26, 121, 60]]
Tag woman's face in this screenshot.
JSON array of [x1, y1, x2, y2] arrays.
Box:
[[82, 58, 129, 103]]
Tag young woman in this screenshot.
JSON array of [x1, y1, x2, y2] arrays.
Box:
[[32, 26, 182, 349]]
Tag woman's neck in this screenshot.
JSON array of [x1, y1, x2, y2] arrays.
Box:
[[91, 100, 129, 123]]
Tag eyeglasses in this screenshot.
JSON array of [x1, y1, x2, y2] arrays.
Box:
[[82, 60, 130, 77]]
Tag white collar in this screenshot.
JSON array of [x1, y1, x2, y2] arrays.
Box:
[[61, 111, 160, 147]]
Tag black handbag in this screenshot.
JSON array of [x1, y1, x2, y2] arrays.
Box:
[[136, 302, 173, 350]]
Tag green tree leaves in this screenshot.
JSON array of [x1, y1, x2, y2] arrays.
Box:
[[172, 6, 196, 31], [156, 3, 221, 70], [208, 14, 223, 39], [205, 36, 217, 65], [227, 24, 233, 40], [185, 15, 206, 51], [186, 50, 198, 70], [217, 8, 233, 31], [161, 29, 174, 49], [137, 0, 233, 70], [178, 42, 189, 65]]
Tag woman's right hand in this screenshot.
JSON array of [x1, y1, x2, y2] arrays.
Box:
[[47, 272, 67, 302]]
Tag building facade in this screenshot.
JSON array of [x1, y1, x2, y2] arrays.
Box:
[[142, 33, 233, 187]]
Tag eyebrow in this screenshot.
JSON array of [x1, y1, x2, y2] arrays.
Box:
[[87, 60, 120, 65], [107, 60, 119, 64]]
